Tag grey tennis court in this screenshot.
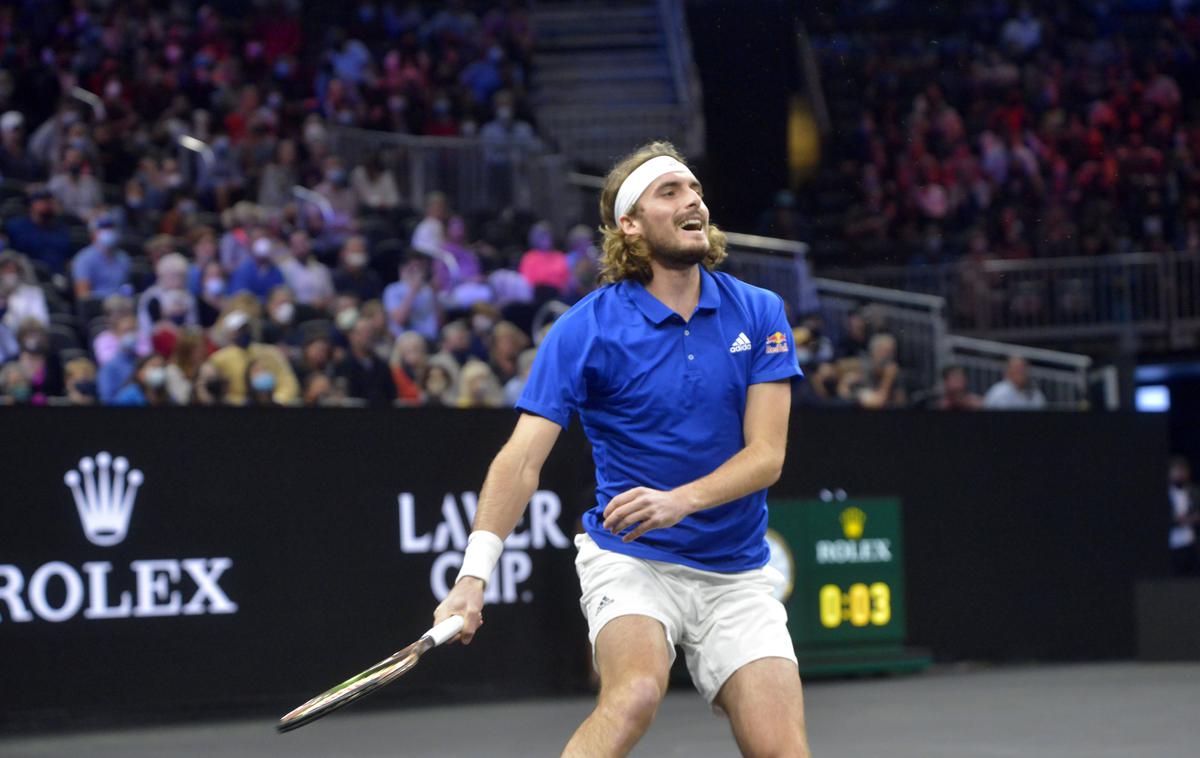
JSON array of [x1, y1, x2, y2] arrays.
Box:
[[3, 662, 1196, 757]]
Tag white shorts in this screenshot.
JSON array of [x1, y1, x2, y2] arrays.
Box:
[[574, 533, 798, 704]]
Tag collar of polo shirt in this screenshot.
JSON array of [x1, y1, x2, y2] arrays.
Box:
[[623, 268, 722, 324]]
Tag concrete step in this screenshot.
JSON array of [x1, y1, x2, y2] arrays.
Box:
[[535, 80, 677, 105], [536, 31, 663, 51], [535, 63, 671, 84]]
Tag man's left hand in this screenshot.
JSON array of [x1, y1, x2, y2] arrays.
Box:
[[603, 487, 692, 542]]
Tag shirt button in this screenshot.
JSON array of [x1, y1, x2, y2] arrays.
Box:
[[688, 354, 695, 360], [684, 330, 690, 336]]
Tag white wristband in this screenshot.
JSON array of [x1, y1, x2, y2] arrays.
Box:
[[456, 530, 504, 587]]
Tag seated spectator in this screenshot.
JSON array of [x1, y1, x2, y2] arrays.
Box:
[[332, 235, 383, 301], [72, 215, 132, 301], [358, 299, 393, 359], [261, 285, 301, 350], [983, 355, 1047, 410], [388, 331, 427, 404], [195, 261, 227, 329], [456, 359, 505, 408], [437, 319, 480, 366], [410, 191, 449, 259], [98, 314, 141, 402], [92, 296, 135, 366], [4, 187, 74, 275], [245, 357, 283, 406], [432, 215, 484, 295], [196, 134, 245, 212], [422, 354, 460, 407], [228, 234, 286, 301], [185, 227, 221, 298], [834, 310, 870, 359], [293, 329, 336, 387], [504, 347, 537, 406], [280, 230, 334, 309], [257, 139, 300, 209], [857, 333, 905, 409], [138, 253, 198, 338], [489, 320, 530, 383], [0, 250, 49, 329], [351, 150, 402, 212], [0, 111, 45, 182], [47, 145, 103, 220], [518, 222, 571, 295], [165, 331, 210, 405], [383, 256, 441, 341], [334, 314, 396, 407], [6, 319, 63, 404], [313, 155, 360, 226], [934, 365, 983, 410], [62, 357, 98, 406], [204, 310, 300, 405], [111, 354, 171, 407], [219, 202, 261, 272]]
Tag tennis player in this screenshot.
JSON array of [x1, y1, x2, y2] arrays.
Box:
[[434, 141, 810, 757]]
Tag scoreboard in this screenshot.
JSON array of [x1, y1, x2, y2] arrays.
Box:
[[767, 496, 930, 675]]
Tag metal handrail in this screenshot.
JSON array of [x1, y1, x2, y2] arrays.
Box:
[[814, 277, 945, 311], [944, 335, 1092, 370]]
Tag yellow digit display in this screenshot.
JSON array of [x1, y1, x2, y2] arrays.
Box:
[[818, 582, 893, 629], [819, 584, 842, 629]]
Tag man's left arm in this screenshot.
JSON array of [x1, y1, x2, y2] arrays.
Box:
[[603, 379, 791, 542]]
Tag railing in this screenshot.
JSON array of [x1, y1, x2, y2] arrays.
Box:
[[327, 127, 573, 233], [820, 251, 1200, 348], [942, 335, 1108, 410], [813, 278, 948, 395]]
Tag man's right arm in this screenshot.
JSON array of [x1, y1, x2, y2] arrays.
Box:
[[432, 412, 562, 643]]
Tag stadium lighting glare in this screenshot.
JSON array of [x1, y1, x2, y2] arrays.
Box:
[[1135, 385, 1170, 412]]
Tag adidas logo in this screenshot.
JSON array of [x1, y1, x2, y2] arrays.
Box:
[[596, 595, 615, 613], [63, 452, 143, 547], [729, 332, 752, 353]]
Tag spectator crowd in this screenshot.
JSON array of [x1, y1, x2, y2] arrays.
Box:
[[0, 0, 608, 408], [811, 1, 1200, 265]]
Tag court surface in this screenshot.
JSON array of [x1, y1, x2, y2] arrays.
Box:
[[2, 662, 1197, 757]]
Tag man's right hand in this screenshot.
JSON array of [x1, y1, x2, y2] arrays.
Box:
[[433, 576, 485, 644]]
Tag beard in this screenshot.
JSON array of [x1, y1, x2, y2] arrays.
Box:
[[643, 222, 710, 269]]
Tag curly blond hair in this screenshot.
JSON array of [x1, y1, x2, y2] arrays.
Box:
[[597, 141, 727, 285]]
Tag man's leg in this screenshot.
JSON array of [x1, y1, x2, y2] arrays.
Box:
[[562, 615, 672, 758], [715, 657, 810, 758]]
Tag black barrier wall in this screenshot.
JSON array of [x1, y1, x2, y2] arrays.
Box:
[[0, 407, 1166, 726]]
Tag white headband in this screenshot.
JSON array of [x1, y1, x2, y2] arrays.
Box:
[[613, 155, 693, 223]]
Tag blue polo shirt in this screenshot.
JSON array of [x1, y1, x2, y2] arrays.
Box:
[[517, 269, 800, 572]]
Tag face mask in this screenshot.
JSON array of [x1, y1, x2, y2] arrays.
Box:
[[1, 272, 20, 289], [10, 383, 31, 402], [97, 229, 119, 248], [796, 348, 812, 365], [204, 278, 225, 297], [253, 238, 273, 259], [346, 253, 368, 268], [471, 315, 494, 333], [120, 332, 137, 351], [169, 313, 187, 327], [335, 308, 358, 332], [496, 106, 513, 121], [326, 169, 347, 185], [234, 332, 252, 349], [22, 337, 44, 354], [272, 302, 295, 324], [250, 372, 276, 393], [204, 378, 225, 398], [73, 379, 97, 397], [144, 366, 167, 388]]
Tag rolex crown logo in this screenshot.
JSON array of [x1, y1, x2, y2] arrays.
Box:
[[839, 507, 866, 540], [63, 452, 143, 547]]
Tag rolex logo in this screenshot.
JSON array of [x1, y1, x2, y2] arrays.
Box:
[[63, 452, 144, 547], [839, 507, 866, 540]]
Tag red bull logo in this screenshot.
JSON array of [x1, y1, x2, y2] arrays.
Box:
[[765, 331, 788, 354]]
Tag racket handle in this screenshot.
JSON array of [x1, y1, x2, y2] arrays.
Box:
[[426, 615, 465, 647]]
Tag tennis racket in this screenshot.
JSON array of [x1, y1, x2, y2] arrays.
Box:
[[277, 614, 464, 733]]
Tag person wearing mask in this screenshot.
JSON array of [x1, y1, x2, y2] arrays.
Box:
[[8, 319, 64, 404], [98, 314, 141, 403], [383, 256, 441, 342], [334, 315, 396, 407], [111, 354, 171, 406], [185, 226, 220, 297], [203, 310, 299, 405], [47, 145, 104, 220], [138, 252, 198, 338], [332, 235, 383, 301], [4, 187, 75, 274], [260, 285, 300, 349], [165, 331, 210, 405], [62, 357, 99, 406], [196, 261, 227, 328], [245, 357, 283, 406], [350, 150, 401, 212], [0, 250, 49, 329], [228, 234, 286, 301], [71, 215, 131, 301], [280, 229, 334, 309]]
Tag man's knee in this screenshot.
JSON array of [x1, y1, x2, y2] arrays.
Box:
[[598, 673, 666, 728]]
